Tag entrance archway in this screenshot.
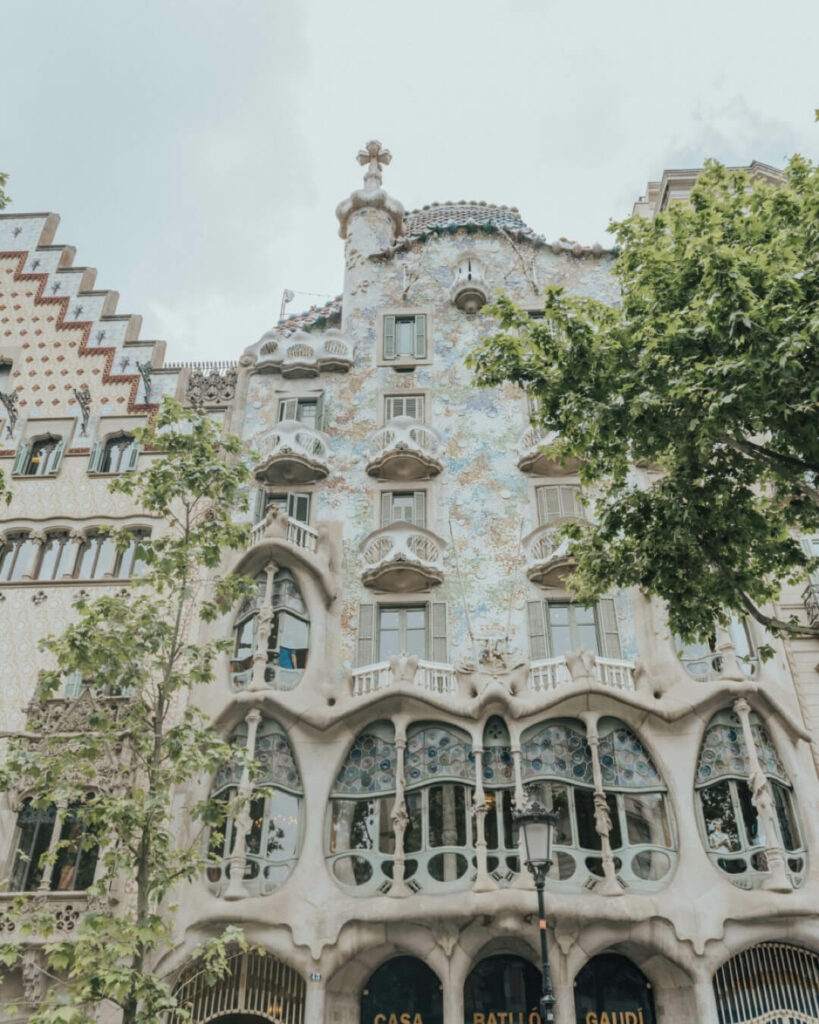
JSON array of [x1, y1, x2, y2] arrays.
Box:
[[172, 950, 305, 1024], [360, 956, 443, 1024], [574, 954, 656, 1024], [713, 942, 819, 1023], [463, 954, 542, 1023]]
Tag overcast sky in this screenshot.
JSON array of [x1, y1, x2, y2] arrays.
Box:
[[2, 0, 817, 363]]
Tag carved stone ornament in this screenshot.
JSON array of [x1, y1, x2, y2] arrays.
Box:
[[187, 366, 238, 408], [21, 946, 45, 1004], [335, 140, 405, 240]]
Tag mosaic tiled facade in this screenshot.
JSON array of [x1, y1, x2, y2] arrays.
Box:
[[1, 147, 818, 1024]]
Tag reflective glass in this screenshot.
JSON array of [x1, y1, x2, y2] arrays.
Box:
[[700, 780, 741, 852], [771, 781, 800, 852], [624, 792, 671, 847], [428, 784, 467, 848]]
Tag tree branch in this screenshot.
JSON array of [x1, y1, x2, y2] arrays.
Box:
[[719, 434, 819, 505]]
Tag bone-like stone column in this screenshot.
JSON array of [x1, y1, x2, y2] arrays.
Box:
[[733, 697, 791, 892], [249, 562, 277, 692], [224, 707, 262, 900], [471, 746, 497, 892], [388, 723, 411, 898], [582, 713, 622, 897]]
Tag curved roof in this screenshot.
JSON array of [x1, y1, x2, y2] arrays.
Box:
[[404, 202, 533, 236]]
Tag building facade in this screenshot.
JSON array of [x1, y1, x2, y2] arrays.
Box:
[[1, 143, 818, 1024]]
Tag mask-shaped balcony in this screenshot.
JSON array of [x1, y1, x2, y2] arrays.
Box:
[[249, 328, 354, 377], [517, 427, 582, 476], [360, 522, 446, 592], [366, 417, 443, 481], [254, 422, 330, 485], [522, 522, 577, 588], [449, 258, 488, 313]]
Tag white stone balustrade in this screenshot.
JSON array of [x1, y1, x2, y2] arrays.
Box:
[[254, 422, 330, 485], [366, 416, 443, 480], [528, 655, 636, 693], [250, 515, 319, 552], [360, 522, 445, 592], [522, 522, 576, 586], [250, 328, 354, 376], [517, 426, 580, 475], [351, 659, 457, 697]]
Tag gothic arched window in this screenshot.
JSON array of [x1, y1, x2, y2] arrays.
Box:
[[13, 435, 65, 477], [0, 532, 34, 582], [10, 797, 98, 893], [230, 569, 310, 691], [696, 709, 805, 887], [206, 717, 302, 897], [90, 433, 140, 474], [76, 529, 149, 580], [35, 531, 74, 580], [481, 716, 518, 880]]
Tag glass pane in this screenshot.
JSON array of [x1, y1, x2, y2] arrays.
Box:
[[771, 781, 800, 851], [549, 606, 570, 626], [428, 784, 466, 848], [331, 799, 376, 852], [265, 790, 299, 859], [630, 850, 671, 881], [391, 494, 414, 522], [234, 615, 256, 660], [527, 780, 572, 846], [576, 622, 599, 654], [380, 609, 400, 630], [736, 780, 765, 847], [395, 319, 415, 356], [404, 791, 422, 853], [624, 792, 671, 847], [296, 401, 317, 429], [484, 792, 499, 850], [700, 780, 741, 852], [9, 539, 33, 581], [574, 788, 601, 850], [38, 536, 62, 580]]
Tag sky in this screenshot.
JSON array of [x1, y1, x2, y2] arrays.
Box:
[[2, 0, 817, 363]]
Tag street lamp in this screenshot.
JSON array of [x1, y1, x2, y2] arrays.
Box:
[[514, 800, 558, 1024]]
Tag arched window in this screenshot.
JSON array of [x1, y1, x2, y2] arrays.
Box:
[[481, 716, 518, 881], [10, 797, 98, 893], [676, 617, 757, 680], [76, 529, 149, 580], [362, 957, 443, 1024], [36, 531, 75, 580], [574, 953, 657, 1024], [0, 532, 34, 582], [521, 717, 675, 890], [696, 709, 805, 887], [713, 942, 819, 1023], [403, 722, 474, 889], [230, 569, 310, 691], [206, 718, 302, 897], [89, 433, 140, 474], [327, 721, 397, 895], [13, 435, 65, 477]]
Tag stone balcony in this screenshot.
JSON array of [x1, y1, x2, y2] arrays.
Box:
[[351, 657, 457, 697], [803, 582, 819, 628], [366, 417, 443, 481], [253, 422, 330, 485], [249, 514, 319, 553], [522, 519, 580, 587], [449, 268, 488, 313], [0, 891, 97, 942], [527, 654, 636, 694], [517, 426, 581, 476], [360, 522, 445, 592], [250, 328, 354, 377]]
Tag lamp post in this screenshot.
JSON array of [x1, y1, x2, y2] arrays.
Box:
[[514, 800, 558, 1024]]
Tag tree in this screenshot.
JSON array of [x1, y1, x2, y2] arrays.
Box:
[[0, 172, 9, 210], [469, 156, 819, 645], [0, 399, 256, 1023]]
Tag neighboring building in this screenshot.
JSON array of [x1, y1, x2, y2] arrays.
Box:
[[1, 143, 818, 1024]]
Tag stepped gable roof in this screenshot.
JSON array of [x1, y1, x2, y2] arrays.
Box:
[[275, 294, 343, 335]]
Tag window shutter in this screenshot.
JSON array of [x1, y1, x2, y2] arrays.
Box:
[[314, 392, 325, 431], [597, 598, 622, 659], [357, 604, 375, 666], [123, 441, 140, 472], [254, 487, 268, 523], [279, 398, 298, 422], [381, 492, 393, 528], [559, 485, 582, 519], [63, 671, 84, 698], [47, 437, 65, 474], [413, 491, 426, 528], [413, 315, 427, 359], [383, 316, 396, 360], [88, 441, 104, 473], [288, 493, 311, 523], [527, 600, 549, 660], [406, 395, 421, 420], [431, 602, 447, 663], [800, 537, 819, 584], [12, 441, 29, 475], [536, 486, 561, 525]]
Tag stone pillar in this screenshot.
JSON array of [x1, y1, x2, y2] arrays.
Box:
[[389, 724, 411, 898], [583, 713, 622, 897], [471, 746, 496, 893], [224, 708, 262, 900], [716, 623, 744, 681], [511, 745, 533, 890], [442, 968, 464, 1024], [64, 529, 85, 578], [249, 562, 277, 692], [21, 531, 45, 581], [304, 979, 325, 1024], [733, 697, 791, 892], [692, 977, 720, 1024]]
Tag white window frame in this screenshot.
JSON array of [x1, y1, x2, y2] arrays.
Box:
[[377, 308, 433, 368]]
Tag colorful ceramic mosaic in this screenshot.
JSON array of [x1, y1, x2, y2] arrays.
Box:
[[752, 724, 790, 783], [481, 745, 515, 784], [404, 726, 474, 787], [521, 722, 593, 785], [597, 726, 663, 789], [256, 721, 302, 793], [333, 732, 397, 795], [697, 723, 752, 783]]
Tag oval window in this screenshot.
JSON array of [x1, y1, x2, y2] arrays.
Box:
[[554, 851, 576, 880], [631, 850, 671, 880], [428, 853, 468, 882], [332, 856, 373, 885]]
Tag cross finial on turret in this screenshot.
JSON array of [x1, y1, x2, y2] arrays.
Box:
[[357, 140, 391, 193]]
